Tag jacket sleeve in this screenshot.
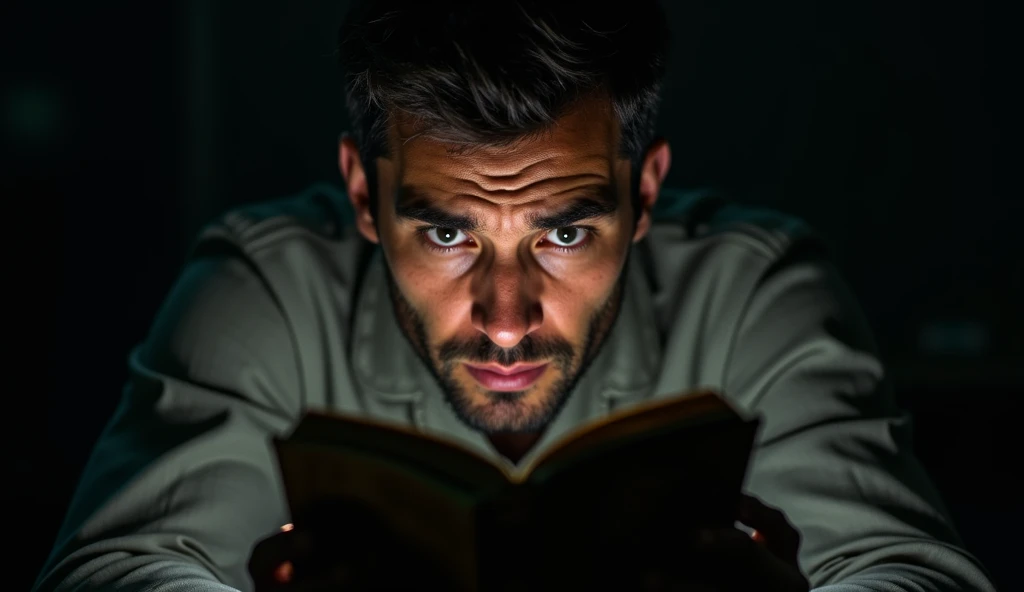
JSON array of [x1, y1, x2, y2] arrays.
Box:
[[33, 241, 305, 592], [723, 242, 997, 592]]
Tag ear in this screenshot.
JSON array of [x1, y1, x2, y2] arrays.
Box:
[[338, 133, 380, 244], [632, 138, 671, 243]]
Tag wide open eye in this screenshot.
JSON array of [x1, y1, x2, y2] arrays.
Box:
[[544, 227, 589, 249], [424, 227, 471, 248]]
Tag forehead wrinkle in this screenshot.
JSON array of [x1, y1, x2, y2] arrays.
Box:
[[425, 151, 610, 192], [461, 148, 606, 179], [389, 96, 625, 234], [443, 194, 539, 234], [457, 172, 611, 200], [439, 180, 617, 235]]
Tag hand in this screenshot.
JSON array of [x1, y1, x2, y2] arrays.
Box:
[[642, 494, 810, 592], [248, 498, 457, 591]]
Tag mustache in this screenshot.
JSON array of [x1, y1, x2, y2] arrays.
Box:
[[438, 334, 574, 367]]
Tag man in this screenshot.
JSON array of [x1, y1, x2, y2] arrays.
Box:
[[35, 0, 996, 591]]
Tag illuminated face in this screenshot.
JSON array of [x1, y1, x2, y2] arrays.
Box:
[[342, 98, 668, 433]]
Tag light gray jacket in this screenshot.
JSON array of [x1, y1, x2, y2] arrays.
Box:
[[34, 186, 996, 592]]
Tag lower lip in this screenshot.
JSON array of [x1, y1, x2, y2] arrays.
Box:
[[464, 364, 548, 391]]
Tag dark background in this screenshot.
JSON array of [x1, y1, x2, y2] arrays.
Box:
[[5, 0, 1020, 590]]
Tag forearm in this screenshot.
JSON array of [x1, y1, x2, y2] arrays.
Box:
[[724, 250, 996, 592], [814, 562, 985, 592], [743, 418, 995, 592], [34, 371, 294, 592], [35, 221, 327, 592], [37, 554, 240, 592]]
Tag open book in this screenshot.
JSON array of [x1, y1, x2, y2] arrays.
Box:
[[273, 389, 759, 591]]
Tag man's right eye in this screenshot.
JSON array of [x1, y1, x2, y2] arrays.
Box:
[[422, 227, 471, 250]]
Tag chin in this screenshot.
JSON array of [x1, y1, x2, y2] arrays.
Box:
[[476, 408, 530, 433], [468, 392, 549, 433]]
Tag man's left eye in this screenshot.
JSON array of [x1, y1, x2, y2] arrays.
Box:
[[545, 227, 589, 248]]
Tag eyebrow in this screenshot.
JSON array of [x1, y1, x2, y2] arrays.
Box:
[[394, 200, 480, 231], [395, 186, 481, 230], [526, 187, 618, 229], [394, 184, 619, 231]]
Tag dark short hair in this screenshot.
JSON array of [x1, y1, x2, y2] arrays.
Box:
[[338, 0, 671, 215]]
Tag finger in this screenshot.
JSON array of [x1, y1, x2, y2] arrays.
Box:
[[750, 528, 767, 545], [251, 555, 358, 592], [252, 570, 352, 592], [697, 528, 760, 564], [737, 494, 801, 563], [249, 526, 323, 590], [695, 528, 808, 592]]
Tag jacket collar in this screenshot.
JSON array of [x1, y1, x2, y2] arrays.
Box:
[[351, 247, 663, 463]]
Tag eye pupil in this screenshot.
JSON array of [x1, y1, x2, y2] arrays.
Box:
[[436, 228, 458, 243], [557, 227, 577, 244]]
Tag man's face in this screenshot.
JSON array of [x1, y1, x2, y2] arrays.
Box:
[[354, 100, 650, 433]]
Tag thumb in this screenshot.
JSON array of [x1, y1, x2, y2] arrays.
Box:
[[249, 524, 312, 589], [737, 494, 801, 565]]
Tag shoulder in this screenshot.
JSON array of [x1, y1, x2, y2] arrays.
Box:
[[198, 182, 361, 257], [642, 189, 869, 403], [649, 187, 822, 262], [640, 188, 833, 360], [141, 185, 374, 413], [191, 183, 375, 306], [185, 181, 375, 344], [643, 188, 828, 299]]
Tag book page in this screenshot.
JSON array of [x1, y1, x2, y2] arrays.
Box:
[[287, 410, 514, 490], [517, 389, 736, 480], [275, 440, 481, 592]]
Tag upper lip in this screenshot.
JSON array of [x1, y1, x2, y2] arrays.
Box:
[[464, 363, 548, 376]]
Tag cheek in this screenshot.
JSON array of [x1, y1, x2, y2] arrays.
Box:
[[390, 254, 470, 335], [541, 256, 623, 335]]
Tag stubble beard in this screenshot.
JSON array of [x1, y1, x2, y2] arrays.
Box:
[[384, 256, 629, 434]]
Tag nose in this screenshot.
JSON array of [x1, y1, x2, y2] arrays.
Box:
[[471, 257, 543, 349]]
